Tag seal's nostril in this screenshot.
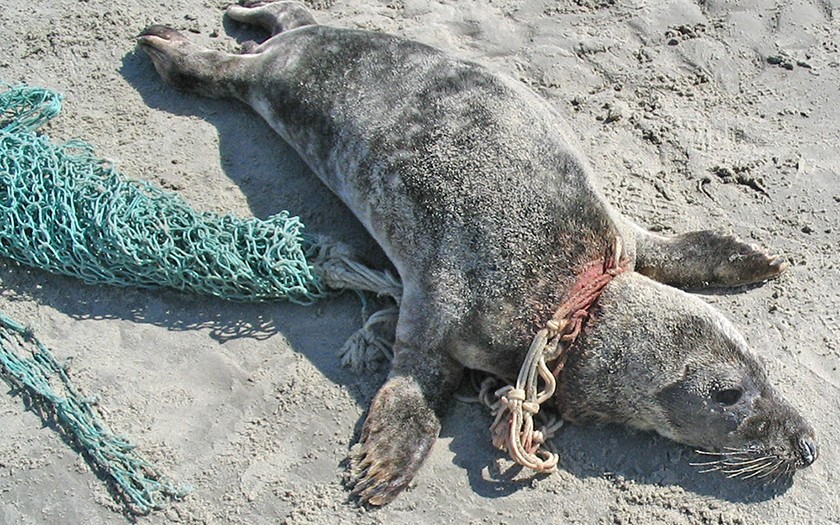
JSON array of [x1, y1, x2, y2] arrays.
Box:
[[798, 437, 818, 467]]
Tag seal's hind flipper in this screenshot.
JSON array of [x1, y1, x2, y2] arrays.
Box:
[[633, 229, 788, 289], [349, 341, 462, 505], [137, 26, 250, 100], [227, 1, 317, 37]]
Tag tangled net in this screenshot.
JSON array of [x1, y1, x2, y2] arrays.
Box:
[[0, 83, 401, 514], [0, 83, 331, 304]]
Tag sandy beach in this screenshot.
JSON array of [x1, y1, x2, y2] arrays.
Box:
[[1, 0, 838, 523]]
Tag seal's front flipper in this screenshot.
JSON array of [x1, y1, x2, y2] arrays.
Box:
[[349, 348, 461, 505], [634, 229, 788, 289], [349, 376, 437, 505]]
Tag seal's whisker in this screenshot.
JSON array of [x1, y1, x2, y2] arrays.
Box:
[[719, 457, 775, 477], [741, 459, 784, 480], [737, 470, 764, 480], [742, 462, 776, 473], [694, 448, 755, 461], [756, 461, 786, 480], [724, 467, 758, 479], [694, 450, 729, 456], [724, 446, 756, 453], [689, 460, 725, 467], [692, 450, 774, 474], [719, 456, 773, 467], [721, 456, 774, 471], [768, 468, 786, 484], [722, 457, 783, 479], [694, 445, 805, 482], [777, 462, 796, 482]]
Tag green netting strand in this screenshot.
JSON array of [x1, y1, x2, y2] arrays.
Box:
[[0, 311, 191, 513], [0, 82, 348, 515], [0, 83, 329, 304]]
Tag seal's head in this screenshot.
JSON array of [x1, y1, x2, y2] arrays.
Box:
[[561, 271, 817, 480]]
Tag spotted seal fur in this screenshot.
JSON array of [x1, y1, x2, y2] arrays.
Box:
[[137, 1, 818, 506]]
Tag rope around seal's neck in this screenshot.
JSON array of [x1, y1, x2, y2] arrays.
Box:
[[488, 237, 628, 472]]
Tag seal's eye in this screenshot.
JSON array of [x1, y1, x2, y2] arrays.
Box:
[[713, 388, 743, 406]]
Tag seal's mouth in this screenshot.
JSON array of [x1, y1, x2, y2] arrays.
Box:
[[690, 434, 818, 482]]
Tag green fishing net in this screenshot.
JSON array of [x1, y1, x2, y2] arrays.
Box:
[[0, 83, 342, 514], [0, 83, 329, 304]]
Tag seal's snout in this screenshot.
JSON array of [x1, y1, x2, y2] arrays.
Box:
[[798, 435, 818, 467]]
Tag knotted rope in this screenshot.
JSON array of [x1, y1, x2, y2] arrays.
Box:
[[489, 238, 627, 472]]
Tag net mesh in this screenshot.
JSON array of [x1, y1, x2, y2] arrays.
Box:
[[0, 83, 365, 514], [0, 83, 329, 304]]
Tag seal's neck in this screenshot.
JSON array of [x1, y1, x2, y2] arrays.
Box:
[[548, 237, 630, 378]]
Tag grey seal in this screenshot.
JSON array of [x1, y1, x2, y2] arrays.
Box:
[[137, 0, 818, 506]]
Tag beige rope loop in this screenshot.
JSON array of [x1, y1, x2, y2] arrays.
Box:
[[489, 323, 559, 473], [338, 305, 399, 373], [479, 376, 501, 407], [534, 357, 556, 404], [315, 246, 403, 303]]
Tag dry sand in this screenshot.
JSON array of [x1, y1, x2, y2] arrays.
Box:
[[1, 0, 839, 523]]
